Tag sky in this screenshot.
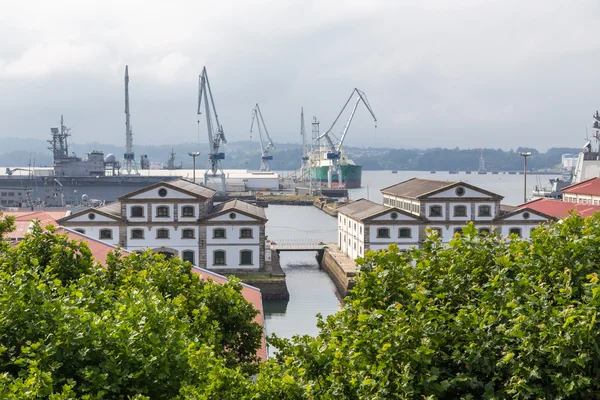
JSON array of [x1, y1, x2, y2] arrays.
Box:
[[1, 0, 599, 152]]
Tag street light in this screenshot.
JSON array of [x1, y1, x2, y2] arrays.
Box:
[[519, 152, 532, 204], [188, 152, 200, 183]]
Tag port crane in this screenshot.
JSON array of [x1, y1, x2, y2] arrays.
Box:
[[300, 108, 310, 179], [122, 65, 139, 175], [249, 103, 276, 172], [318, 88, 377, 188], [197, 67, 227, 193]]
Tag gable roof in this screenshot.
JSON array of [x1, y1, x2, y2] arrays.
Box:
[[337, 198, 423, 221], [190, 266, 267, 361], [381, 178, 503, 200], [207, 199, 267, 221], [57, 227, 129, 266], [118, 178, 216, 201], [56, 202, 124, 224], [562, 177, 600, 196], [494, 205, 556, 222], [518, 198, 600, 219]]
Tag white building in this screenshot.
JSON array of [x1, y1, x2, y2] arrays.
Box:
[[58, 178, 267, 271], [562, 178, 600, 205], [337, 178, 554, 259]]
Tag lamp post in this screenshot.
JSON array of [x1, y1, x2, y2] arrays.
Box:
[[188, 152, 200, 183], [519, 151, 532, 203]]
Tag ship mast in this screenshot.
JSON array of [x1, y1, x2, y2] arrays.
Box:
[[122, 65, 139, 175]]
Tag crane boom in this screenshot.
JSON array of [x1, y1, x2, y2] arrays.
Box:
[[249, 103, 275, 171]]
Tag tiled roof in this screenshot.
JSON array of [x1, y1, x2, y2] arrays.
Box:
[[209, 199, 267, 221], [190, 267, 267, 361], [381, 178, 456, 198], [562, 178, 600, 196], [1, 210, 69, 240], [57, 227, 129, 266], [337, 198, 396, 221], [94, 202, 122, 218], [167, 178, 217, 198], [519, 198, 600, 218]]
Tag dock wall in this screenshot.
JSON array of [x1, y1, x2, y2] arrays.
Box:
[[320, 246, 357, 297]]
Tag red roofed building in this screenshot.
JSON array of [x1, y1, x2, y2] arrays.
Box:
[[519, 197, 600, 219], [2, 210, 69, 242], [562, 178, 600, 205]]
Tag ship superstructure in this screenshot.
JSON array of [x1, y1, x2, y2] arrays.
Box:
[[572, 110, 600, 183]]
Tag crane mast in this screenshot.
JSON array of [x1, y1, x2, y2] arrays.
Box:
[[318, 88, 376, 188], [300, 108, 309, 178], [122, 65, 139, 175], [197, 67, 227, 193], [249, 103, 276, 172]]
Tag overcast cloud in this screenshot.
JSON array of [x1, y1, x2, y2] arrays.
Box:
[[1, 0, 599, 151]]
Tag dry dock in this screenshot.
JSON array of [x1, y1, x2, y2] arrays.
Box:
[[320, 244, 357, 297]]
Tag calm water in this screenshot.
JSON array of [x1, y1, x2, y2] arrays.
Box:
[[263, 170, 560, 340]]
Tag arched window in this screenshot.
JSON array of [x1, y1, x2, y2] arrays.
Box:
[[454, 205, 467, 217], [429, 227, 442, 237], [398, 228, 411, 238], [214, 250, 226, 265], [213, 228, 226, 239], [240, 250, 253, 265], [156, 229, 169, 239], [74, 228, 85, 234], [453, 227, 463, 235], [479, 227, 491, 235], [478, 205, 491, 217], [509, 228, 522, 237], [182, 250, 195, 264], [99, 229, 112, 239], [182, 229, 195, 239], [376, 228, 390, 238], [429, 205, 442, 217], [131, 229, 144, 239], [182, 206, 195, 217], [131, 206, 144, 217], [240, 228, 253, 238], [156, 206, 169, 217]]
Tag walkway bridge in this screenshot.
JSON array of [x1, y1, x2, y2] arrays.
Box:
[[269, 239, 329, 252]]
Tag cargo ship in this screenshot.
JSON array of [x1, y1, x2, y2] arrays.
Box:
[[309, 150, 362, 188]]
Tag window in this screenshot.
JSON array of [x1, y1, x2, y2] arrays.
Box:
[[131, 206, 144, 217], [455, 187, 465, 196], [156, 229, 169, 239], [360, 246, 363, 254], [522, 212, 531, 220], [509, 228, 522, 237], [240, 228, 253, 238], [377, 228, 390, 238], [214, 250, 226, 265], [479, 228, 491, 235], [182, 206, 195, 217], [390, 212, 398, 220], [398, 228, 411, 238], [429, 205, 442, 217], [74, 228, 85, 234], [240, 250, 253, 265], [213, 228, 226, 238], [229, 212, 236, 220], [182, 251, 195, 264], [354, 242, 356, 250], [99, 229, 112, 239], [131, 229, 144, 239], [182, 229, 195, 239], [354, 223, 356, 230], [360, 226, 363, 234], [478, 205, 491, 217], [429, 227, 442, 237], [8, 192, 14, 197], [453, 227, 463, 235], [156, 206, 169, 217], [158, 188, 167, 197], [454, 205, 467, 217], [88, 213, 96, 220]]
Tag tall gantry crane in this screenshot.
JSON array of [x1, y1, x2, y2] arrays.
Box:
[[318, 88, 377, 188], [122, 65, 139, 175], [249, 103, 276, 172], [300, 108, 310, 178], [197, 67, 227, 193]]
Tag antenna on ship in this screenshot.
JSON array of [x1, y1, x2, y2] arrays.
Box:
[[122, 65, 140, 175]]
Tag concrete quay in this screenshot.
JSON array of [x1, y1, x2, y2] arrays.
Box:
[[320, 244, 358, 297]]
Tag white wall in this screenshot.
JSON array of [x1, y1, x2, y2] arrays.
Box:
[[423, 202, 446, 221], [68, 212, 117, 223], [128, 187, 197, 200], [206, 245, 260, 269], [427, 186, 493, 199], [151, 204, 175, 222], [206, 226, 259, 244], [208, 212, 256, 222], [473, 202, 497, 221], [67, 225, 120, 246], [126, 226, 198, 247]]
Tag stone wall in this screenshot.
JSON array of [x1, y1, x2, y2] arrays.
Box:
[[320, 249, 356, 297]]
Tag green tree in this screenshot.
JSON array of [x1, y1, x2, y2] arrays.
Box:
[[0, 218, 262, 399], [257, 215, 600, 399]]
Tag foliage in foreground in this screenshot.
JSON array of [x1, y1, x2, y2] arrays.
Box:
[[0, 220, 261, 399], [259, 215, 600, 399]]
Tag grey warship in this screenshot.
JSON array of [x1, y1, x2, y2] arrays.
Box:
[[0, 66, 181, 207]]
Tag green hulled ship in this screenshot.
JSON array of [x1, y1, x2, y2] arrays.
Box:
[[310, 155, 362, 188]]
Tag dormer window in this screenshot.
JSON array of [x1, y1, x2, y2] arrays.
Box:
[[478, 205, 491, 217], [429, 205, 442, 217], [182, 206, 195, 217], [131, 206, 144, 217], [156, 206, 169, 218], [454, 205, 467, 217]]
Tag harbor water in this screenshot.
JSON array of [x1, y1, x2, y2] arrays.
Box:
[[263, 170, 561, 340]]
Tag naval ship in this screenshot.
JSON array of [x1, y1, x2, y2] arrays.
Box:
[[0, 116, 181, 207]]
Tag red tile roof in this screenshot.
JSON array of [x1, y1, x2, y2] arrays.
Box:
[[57, 227, 129, 266], [2, 210, 69, 240], [519, 198, 600, 218], [191, 267, 267, 361], [562, 178, 600, 195]]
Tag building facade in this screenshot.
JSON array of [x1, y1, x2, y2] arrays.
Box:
[[562, 178, 600, 205], [58, 179, 267, 271], [337, 178, 555, 259]]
